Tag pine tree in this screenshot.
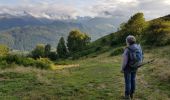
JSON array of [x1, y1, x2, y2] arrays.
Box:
[[45, 44, 51, 57], [57, 37, 68, 58]]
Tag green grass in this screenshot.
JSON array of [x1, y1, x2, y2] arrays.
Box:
[[0, 46, 169, 99]]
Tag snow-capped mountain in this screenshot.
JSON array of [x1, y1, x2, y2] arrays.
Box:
[[0, 9, 74, 20], [0, 11, 126, 50]]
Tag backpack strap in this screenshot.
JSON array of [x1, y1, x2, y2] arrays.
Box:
[[127, 47, 135, 52], [125, 47, 131, 68]]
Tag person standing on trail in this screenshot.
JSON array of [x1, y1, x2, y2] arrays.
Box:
[[121, 35, 143, 99]]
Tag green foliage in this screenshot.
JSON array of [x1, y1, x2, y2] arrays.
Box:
[[91, 12, 170, 51], [110, 33, 121, 46], [29, 43, 59, 61], [31, 44, 58, 61], [71, 48, 96, 59], [57, 37, 68, 58], [95, 46, 102, 52], [0, 59, 8, 69], [100, 37, 113, 46], [48, 52, 59, 61], [71, 46, 111, 59], [142, 20, 170, 46], [0, 54, 52, 69], [125, 12, 147, 35], [35, 58, 52, 69], [115, 12, 147, 44], [45, 44, 51, 57], [31, 44, 45, 59], [0, 44, 9, 56], [110, 47, 124, 56], [67, 29, 91, 53], [74, 12, 169, 58]]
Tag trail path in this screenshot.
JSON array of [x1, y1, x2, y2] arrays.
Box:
[[51, 64, 80, 70]]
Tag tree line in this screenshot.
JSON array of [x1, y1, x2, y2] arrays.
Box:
[[1, 12, 170, 61], [31, 29, 91, 60]]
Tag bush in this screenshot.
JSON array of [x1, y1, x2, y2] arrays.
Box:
[[48, 52, 59, 61], [35, 58, 52, 69], [72, 54, 80, 60], [5, 55, 23, 64], [110, 47, 124, 56], [0, 44, 9, 56], [70, 47, 94, 59], [0, 55, 52, 69], [0, 60, 8, 69], [142, 20, 170, 46], [21, 58, 36, 67], [31, 44, 45, 59], [95, 46, 102, 52]]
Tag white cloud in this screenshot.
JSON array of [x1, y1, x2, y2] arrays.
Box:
[[87, 0, 170, 20], [163, 0, 170, 5], [0, 1, 78, 19], [0, 0, 170, 20]]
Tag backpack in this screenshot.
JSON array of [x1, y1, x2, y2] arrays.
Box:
[[127, 46, 143, 69]]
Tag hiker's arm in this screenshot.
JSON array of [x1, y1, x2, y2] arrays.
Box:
[[121, 49, 128, 72]]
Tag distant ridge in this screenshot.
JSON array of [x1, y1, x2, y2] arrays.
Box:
[[0, 12, 125, 50]]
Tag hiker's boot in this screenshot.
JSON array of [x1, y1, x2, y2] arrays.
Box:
[[124, 95, 130, 100], [130, 93, 133, 99]]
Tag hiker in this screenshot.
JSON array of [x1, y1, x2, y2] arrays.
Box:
[[121, 35, 143, 99]]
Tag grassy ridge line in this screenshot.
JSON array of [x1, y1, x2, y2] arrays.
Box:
[[90, 15, 170, 50]]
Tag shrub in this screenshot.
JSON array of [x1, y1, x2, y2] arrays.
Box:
[[0, 60, 8, 69], [72, 54, 80, 60], [1, 55, 52, 69], [21, 58, 36, 67], [101, 38, 107, 44], [35, 58, 52, 69], [48, 52, 59, 61], [0, 44, 9, 56], [110, 47, 124, 56], [31, 44, 45, 59], [142, 20, 170, 46], [95, 46, 102, 52]]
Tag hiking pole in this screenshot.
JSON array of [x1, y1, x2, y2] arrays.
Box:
[[137, 59, 155, 68]]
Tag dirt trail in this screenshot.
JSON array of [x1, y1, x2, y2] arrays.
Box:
[[51, 64, 80, 70]]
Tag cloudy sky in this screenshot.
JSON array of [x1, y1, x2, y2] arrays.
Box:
[[0, 0, 170, 20]]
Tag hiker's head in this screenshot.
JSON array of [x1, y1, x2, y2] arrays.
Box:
[[126, 35, 136, 46]]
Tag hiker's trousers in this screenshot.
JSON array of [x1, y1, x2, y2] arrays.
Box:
[[124, 71, 136, 96]]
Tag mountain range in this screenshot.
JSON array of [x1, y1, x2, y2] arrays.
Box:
[[0, 11, 127, 50]]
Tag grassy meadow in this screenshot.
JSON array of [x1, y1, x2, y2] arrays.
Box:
[[0, 45, 169, 100]]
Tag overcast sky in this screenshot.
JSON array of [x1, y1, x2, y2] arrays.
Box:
[[0, 0, 170, 20]]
